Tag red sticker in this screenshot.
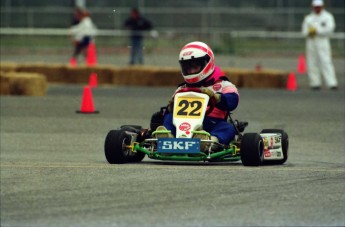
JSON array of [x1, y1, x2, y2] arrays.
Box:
[[213, 83, 222, 91], [179, 122, 191, 132], [264, 149, 271, 157]]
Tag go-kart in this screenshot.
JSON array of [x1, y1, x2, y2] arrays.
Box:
[[104, 88, 288, 166]]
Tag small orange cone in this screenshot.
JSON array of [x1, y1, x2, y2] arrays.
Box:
[[70, 57, 77, 66], [88, 73, 98, 88], [297, 54, 307, 74], [86, 42, 97, 66], [76, 86, 99, 114], [286, 72, 298, 91], [255, 62, 262, 72]]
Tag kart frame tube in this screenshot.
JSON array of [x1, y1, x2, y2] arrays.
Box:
[[133, 143, 241, 162]]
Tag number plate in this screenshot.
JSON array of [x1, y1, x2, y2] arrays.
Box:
[[157, 138, 200, 153], [173, 96, 206, 119]]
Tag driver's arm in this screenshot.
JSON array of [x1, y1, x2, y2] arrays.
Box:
[[215, 82, 239, 111]]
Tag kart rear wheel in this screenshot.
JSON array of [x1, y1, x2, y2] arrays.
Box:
[[120, 125, 142, 131], [104, 129, 132, 164], [240, 133, 264, 166], [261, 129, 289, 165]]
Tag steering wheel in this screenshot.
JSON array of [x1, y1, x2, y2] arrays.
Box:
[[169, 87, 216, 115]]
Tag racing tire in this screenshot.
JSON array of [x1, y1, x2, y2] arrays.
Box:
[[130, 152, 146, 163], [120, 125, 142, 131], [261, 129, 289, 165], [240, 133, 264, 166], [119, 126, 146, 163], [104, 129, 132, 164]]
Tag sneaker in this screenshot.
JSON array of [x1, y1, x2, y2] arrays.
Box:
[[311, 86, 321, 91], [210, 136, 221, 151], [153, 126, 174, 138], [192, 130, 211, 152]]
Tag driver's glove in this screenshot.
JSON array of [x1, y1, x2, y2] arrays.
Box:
[[201, 88, 221, 103]]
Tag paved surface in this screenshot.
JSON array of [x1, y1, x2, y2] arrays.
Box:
[[1, 85, 344, 227]]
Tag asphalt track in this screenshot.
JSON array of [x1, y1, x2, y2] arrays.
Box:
[[1, 85, 345, 227]]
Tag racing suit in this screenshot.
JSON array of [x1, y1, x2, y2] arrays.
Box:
[[302, 9, 338, 88], [163, 66, 239, 145]]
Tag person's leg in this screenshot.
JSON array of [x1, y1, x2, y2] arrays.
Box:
[[130, 37, 136, 65], [81, 37, 91, 59], [203, 118, 236, 145], [137, 38, 143, 64], [73, 42, 82, 58], [163, 113, 176, 136], [317, 40, 338, 88], [306, 40, 322, 89]]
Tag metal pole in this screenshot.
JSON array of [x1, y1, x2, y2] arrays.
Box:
[[5, 0, 11, 27]]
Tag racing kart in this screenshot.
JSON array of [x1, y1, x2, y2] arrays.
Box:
[[104, 88, 288, 166]]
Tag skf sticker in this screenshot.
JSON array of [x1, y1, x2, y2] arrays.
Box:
[[157, 138, 200, 153]]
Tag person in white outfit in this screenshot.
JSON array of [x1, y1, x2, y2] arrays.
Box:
[[69, 9, 97, 65], [302, 0, 338, 90]]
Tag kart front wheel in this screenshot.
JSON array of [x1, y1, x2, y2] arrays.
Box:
[[240, 133, 264, 166], [104, 130, 132, 164]]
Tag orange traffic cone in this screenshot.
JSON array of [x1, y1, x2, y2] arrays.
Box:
[[297, 54, 307, 74], [76, 86, 99, 114], [70, 57, 77, 66], [255, 62, 262, 72], [88, 73, 98, 88], [286, 72, 298, 91], [86, 42, 97, 66]]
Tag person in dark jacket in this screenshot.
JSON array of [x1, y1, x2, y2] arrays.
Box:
[[123, 8, 152, 65]]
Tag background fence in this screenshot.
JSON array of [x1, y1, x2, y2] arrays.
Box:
[[1, 0, 344, 60]]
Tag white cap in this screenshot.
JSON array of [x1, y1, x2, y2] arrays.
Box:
[[312, 0, 324, 6]]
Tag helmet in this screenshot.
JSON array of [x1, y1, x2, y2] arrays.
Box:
[[179, 41, 215, 84]]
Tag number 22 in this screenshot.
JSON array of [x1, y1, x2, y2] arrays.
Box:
[[177, 100, 202, 116]]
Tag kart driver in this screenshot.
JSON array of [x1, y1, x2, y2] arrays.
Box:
[[155, 41, 239, 151]]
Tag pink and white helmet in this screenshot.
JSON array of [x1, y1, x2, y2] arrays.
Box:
[[179, 41, 215, 84]]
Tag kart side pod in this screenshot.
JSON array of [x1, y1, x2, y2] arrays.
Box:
[[260, 129, 289, 165], [240, 129, 288, 166]]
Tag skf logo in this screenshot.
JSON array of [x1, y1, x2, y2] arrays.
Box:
[[183, 51, 193, 56], [157, 138, 200, 153], [162, 140, 197, 150]]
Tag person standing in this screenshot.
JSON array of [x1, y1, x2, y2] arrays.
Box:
[[302, 0, 338, 90], [69, 9, 97, 66], [123, 8, 153, 65]]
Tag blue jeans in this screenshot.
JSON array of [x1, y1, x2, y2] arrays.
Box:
[[130, 36, 143, 65], [163, 113, 236, 145], [73, 36, 91, 58]]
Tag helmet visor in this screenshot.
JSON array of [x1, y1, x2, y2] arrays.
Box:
[[179, 54, 210, 76]]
